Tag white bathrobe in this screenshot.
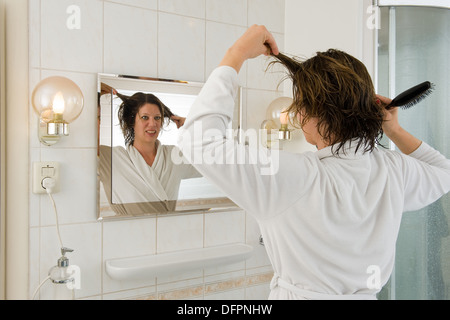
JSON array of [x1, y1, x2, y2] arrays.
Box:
[[99, 141, 200, 215], [178, 66, 450, 299]]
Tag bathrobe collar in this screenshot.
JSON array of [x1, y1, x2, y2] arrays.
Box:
[[126, 140, 169, 202], [316, 139, 369, 160]]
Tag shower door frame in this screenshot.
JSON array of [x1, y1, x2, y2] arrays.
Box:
[[375, 0, 450, 300], [378, 0, 450, 9]]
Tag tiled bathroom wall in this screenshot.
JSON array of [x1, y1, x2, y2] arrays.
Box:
[[28, 0, 285, 300]]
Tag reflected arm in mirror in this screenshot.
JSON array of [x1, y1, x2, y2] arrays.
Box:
[[100, 82, 117, 96], [170, 115, 186, 129]]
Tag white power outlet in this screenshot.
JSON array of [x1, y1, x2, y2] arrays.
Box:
[[32, 162, 60, 194]]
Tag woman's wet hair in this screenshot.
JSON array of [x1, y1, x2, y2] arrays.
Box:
[[270, 49, 384, 154]]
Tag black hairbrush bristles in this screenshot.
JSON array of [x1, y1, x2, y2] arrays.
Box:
[[386, 81, 435, 110]]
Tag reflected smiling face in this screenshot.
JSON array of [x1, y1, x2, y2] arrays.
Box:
[[133, 103, 162, 146]]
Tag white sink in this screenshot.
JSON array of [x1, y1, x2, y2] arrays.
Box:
[[105, 243, 254, 281]]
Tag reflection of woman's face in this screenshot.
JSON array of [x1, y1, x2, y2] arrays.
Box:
[[133, 103, 162, 146]]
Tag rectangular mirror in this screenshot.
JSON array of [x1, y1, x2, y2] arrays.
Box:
[[97, 73, 241, 220]]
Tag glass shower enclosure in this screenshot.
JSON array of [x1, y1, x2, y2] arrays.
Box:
[[377, 1, 450, 299]]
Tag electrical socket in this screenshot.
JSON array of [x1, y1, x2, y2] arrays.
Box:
[[32, 162, 60, 194]]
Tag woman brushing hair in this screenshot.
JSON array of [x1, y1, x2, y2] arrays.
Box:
[[178, 25, 450, 299]]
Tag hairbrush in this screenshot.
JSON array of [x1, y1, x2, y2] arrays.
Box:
[[385, 81, 435, 110]]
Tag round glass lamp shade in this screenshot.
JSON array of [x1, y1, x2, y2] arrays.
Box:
[[32, 76, 84, 124], [265, 96, 293, 128], [263, 97, 294, 141], [31, 76, 84, 145]]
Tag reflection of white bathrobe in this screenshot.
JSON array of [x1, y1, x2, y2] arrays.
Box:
[[99, 141, 199, 207], [178, 66, 450, 299]]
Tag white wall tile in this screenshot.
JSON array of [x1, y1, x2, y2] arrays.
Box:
[[204, 210, 245, 247], [248, 0, 285, 33], [28, 227, 41, 299], [206, 0, 247, 26], [103, 218, 157, 259], [159, 0, 205, 19], [39, 147, 97, 225], [204, 260, 246, 276], [106, 0, 157, 10], [41, 0, 103, 73], [158, 13, 205, 82], [156, 213, 204, 253], [104, 2, 158, 76], [205, 21, 247, 84]]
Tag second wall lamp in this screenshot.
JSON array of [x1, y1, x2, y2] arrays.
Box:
[[261, 96, 294, 148]]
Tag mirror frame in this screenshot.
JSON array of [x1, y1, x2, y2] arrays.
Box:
[[97, 73, 242, 220]]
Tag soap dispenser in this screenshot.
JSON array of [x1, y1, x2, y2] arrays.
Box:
[[48, 247, 77, 299], [48, 247, 80, 300]]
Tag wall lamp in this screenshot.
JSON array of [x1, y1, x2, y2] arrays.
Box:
[[260, 97, 294, 148], [32, 76, 84, 146]]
